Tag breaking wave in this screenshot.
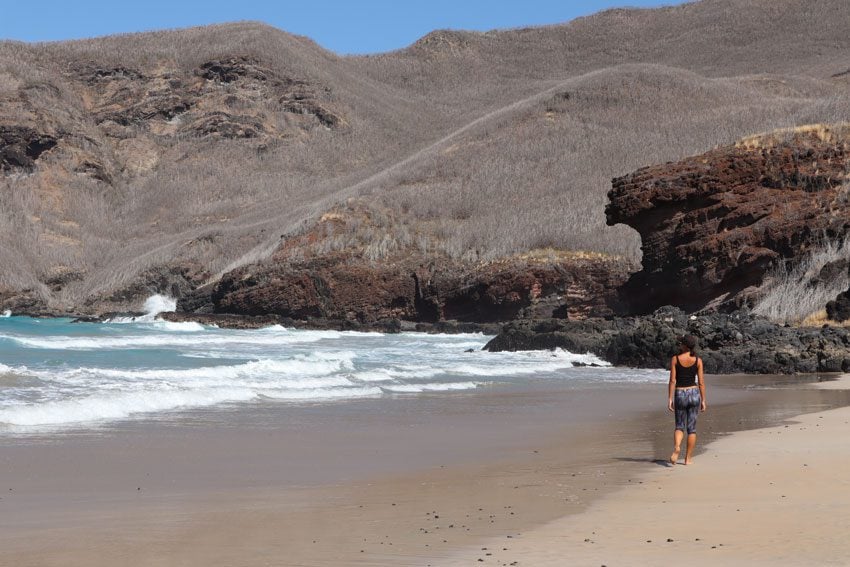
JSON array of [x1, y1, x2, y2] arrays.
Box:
[[0, 316, 665, 431]]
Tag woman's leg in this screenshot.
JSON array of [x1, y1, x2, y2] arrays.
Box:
[[684, 433, 696, 464], [671, 429, 684, 464], [684, 390, 700, 464], [671, 389, 686, 463]]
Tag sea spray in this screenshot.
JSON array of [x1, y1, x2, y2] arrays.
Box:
[[143, 294, 177, 316], [1, 310, 10, 318], [106, 294, 177, 323]]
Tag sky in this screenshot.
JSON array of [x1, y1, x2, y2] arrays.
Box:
[[0, 0, 683, 55]]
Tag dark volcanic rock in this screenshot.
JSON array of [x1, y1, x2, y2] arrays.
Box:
[[71, 311, 145, 323], [826, 290, 850, 322], [486, 306, 850, 374], [197, 57, 272, 84], [0, 125, 58, 171], [606, 125, 850, 314], [823, 259, 850, 322], [188, 112, 266, 139]]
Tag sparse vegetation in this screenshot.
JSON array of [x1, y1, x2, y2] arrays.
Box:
[[754, 236, 850, 324], [1, 1, 850, 310]]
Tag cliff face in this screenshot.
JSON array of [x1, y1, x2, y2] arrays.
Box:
[[606, 124, 850, 314], [181, 250, 631, 325]]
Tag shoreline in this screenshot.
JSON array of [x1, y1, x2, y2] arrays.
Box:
[[11, 309, 850, 377], [2, 374, 848, 566]]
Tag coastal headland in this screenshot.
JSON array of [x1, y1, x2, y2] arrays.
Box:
[[54, 124, 850, 375]]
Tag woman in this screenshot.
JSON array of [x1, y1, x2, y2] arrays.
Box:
[[667, 335, 706, 465]]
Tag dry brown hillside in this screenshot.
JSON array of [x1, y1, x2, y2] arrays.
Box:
[[1, 0, 849, 312]]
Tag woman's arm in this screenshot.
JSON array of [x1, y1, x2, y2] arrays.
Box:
[[698, 358, 706, 412], [668, 356, 677, 412]]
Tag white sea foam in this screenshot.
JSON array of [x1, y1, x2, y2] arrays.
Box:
[[259, 386, 383, 400], [382, 381, 480, 393], [141, 320, 207, 332], [0, 387, 258, 426], [351, 367, 442, 382], [1, 310, 10, 318], [29, 354, 357, 387], [0, 382, 386, 427], [0, 351, 370, 427], [4, 329, 339, 350], [0, 316, 667, 431], [106, 294, 177, 324], [589, 367, 668, 383]]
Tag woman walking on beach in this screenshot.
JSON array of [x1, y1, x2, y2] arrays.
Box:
[[668, 335, 706, 465]]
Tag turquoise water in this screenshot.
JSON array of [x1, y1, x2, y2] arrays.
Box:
[[0, 313, 666, 432]]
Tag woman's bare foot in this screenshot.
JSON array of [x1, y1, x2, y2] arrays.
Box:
[[684, 458, 693, 465], [670, 446, 680, 465]]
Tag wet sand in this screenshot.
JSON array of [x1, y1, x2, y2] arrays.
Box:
[[2, 375, 849, 566]]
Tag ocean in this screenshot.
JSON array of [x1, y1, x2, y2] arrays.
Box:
[[0, 299, 667, 433]]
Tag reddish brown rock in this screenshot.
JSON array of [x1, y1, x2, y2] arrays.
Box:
[[606, 124, 850, 314], [191, 250, 631, 325], [438, 253, 630, 322], [175, 202, 633, 325], [211, 254, 418, 322]]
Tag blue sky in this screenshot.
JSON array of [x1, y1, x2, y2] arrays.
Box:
[[1, 0, 683, 54]]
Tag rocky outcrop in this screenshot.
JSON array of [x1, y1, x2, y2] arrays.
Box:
[[170, 200, 633, 326], [0, 54, 346, 190], [81, 264, 210, 314], [0, 126, 58, 171], [486, 307, 850, 374], [437, 254, 630, 321], [177, 251, 631, 326], [207, 254, 419, 322], [826, 274, 850, 321], [73, 56, 344, 140], [0, 289, 50, 316], [606, 124, 850, 314]]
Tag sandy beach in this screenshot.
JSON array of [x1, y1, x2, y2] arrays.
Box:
[[445, 375, 850, 566], [2, 375, 849, 567]]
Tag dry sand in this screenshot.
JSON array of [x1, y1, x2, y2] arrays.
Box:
[[2, 376, 848, 567], [444, 375, 850, 566]]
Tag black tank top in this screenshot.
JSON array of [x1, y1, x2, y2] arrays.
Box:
[[675, 356, 699, 388]]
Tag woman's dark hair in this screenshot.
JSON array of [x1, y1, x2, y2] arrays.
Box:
[[681, 334, 698, 355]]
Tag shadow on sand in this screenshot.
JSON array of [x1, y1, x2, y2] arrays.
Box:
[[614, 457, 673, 468]]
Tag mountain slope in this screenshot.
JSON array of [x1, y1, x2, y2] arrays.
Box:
[[0, 0, 849, 314]]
